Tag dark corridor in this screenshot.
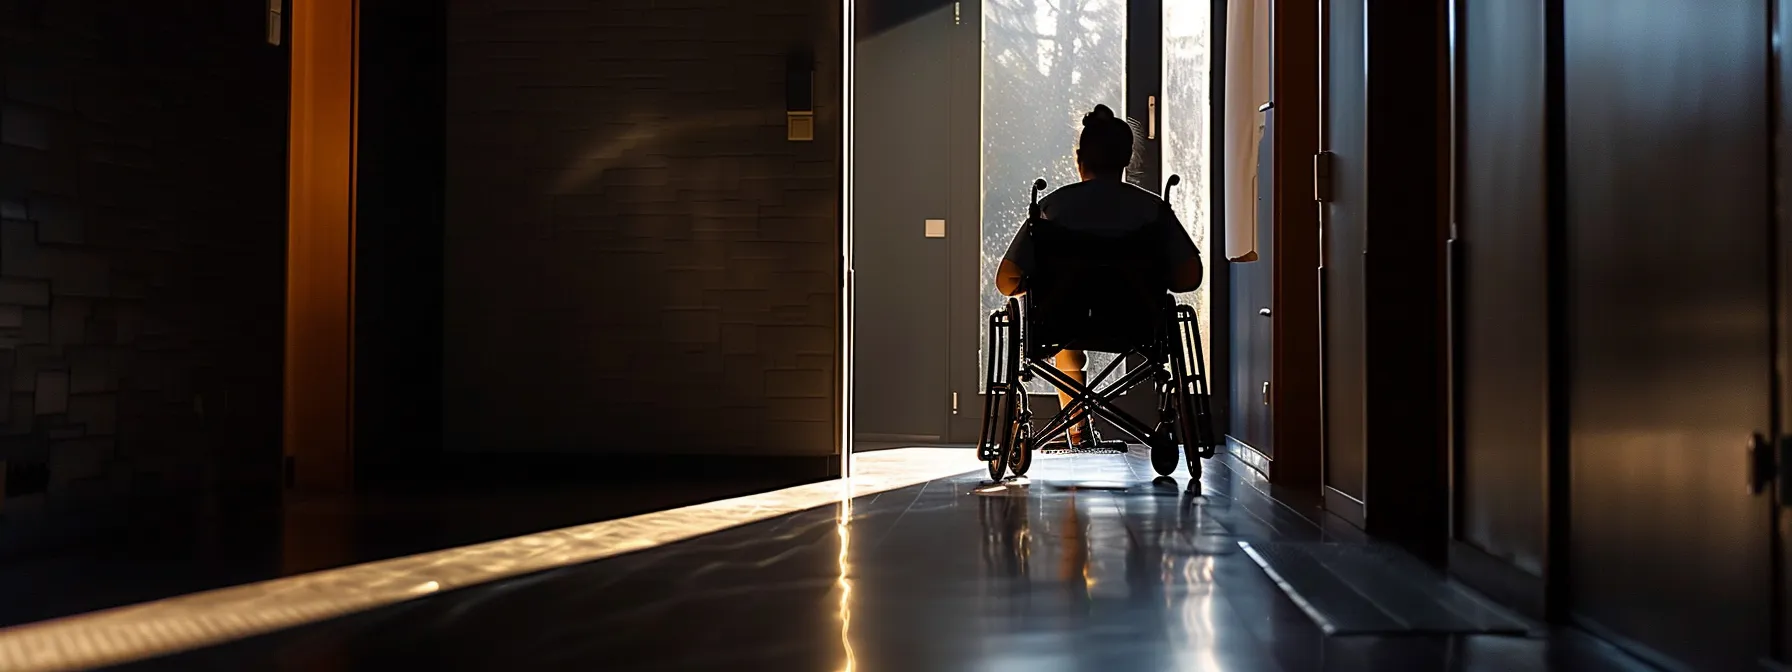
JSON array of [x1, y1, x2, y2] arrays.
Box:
[[2, 0, 1792, 670]]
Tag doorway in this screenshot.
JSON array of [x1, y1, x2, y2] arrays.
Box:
[[939, 0, 1218, 444], [852, 0, 1218, 449]]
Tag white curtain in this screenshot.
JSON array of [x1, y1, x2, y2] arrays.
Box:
[[1223, 0, 1272, 262]]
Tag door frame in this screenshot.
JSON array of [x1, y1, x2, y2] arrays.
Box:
[[1265, 0, 1322, 492], [1773, 0, 1792, 662], [285, 0, 359, 492]]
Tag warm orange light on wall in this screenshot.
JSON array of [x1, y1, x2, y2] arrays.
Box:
[[286, 0, 358, 491]]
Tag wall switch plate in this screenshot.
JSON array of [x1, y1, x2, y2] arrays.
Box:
[[786, 112, 814, 141], [267, 0, 283, 46], [925, 219, 946, 238]]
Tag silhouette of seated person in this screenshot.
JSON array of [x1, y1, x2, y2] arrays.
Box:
[[994, 104, 1204, 450]]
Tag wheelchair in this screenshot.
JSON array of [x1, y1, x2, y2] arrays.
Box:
[[977, 176, 1218, 481]]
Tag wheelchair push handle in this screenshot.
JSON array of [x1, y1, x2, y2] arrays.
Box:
[[1163, 174, 1182, 211], [1029, 179, 1047, 220]]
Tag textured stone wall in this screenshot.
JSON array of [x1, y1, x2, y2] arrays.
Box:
[[444, 1, 844, 457], [0, 0, 287, 552]]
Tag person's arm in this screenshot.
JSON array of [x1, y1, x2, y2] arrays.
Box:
[[1159, 203, 1203, 292], [997, 223, 1032, 296], [997, 258, 1025, 296]]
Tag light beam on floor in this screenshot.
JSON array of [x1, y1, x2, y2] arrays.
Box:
[[0, 449, 973, 672]]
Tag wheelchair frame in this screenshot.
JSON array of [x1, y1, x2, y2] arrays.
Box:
[[977, 175, 1218, 481], [977, 296, 1217, 480]]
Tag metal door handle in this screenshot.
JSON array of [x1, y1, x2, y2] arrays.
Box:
[[1148, 95, 1157, 139], [1258, 308, 1271, 317]]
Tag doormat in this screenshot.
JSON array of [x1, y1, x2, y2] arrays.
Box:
[[1238, 541, 1533, 636]]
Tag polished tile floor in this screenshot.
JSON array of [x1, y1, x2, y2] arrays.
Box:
[[106, 451, 1647, 672], [0, 477, 810, 631]]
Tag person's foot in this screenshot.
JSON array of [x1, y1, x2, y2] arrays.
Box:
[[1067, 423, 1098, 449]]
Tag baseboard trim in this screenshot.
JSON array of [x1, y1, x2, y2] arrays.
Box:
[[1323, 485, 1366, 528], [1227, 436, 1272, 479], [1571, 611, 1694, 672], [380, 453, 839, 490], [1447, 540, 1545, 621], [854, 433, 942, 444]]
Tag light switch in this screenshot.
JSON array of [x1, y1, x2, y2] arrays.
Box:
[[925, 219, 946, 238], [267, 0, 283, 46], [786, 112, 814, 141]]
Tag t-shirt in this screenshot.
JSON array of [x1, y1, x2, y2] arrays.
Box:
[[1000, 179, 1200, 279]]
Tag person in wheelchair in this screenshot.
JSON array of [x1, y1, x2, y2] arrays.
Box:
[[993, 104, 1204, 451]]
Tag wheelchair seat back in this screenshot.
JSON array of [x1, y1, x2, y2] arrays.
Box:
[[1023, 218, 1169, 358]]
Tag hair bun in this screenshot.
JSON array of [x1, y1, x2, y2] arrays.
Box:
[[1083, 104, 1116, 127]]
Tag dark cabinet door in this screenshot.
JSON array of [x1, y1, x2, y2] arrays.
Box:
[[1229, 108, 1274, 456], [1229, 250, 1272, 455], [1564, 1, 1772, 668], [1248, 109, 1277, 456], [1453, 0, 1549, 583], [1320, 0, 1369, 518]]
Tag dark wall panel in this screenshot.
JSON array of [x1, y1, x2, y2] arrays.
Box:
[[0, 0, 288, 553], [1564, 0, 1771, 668], [1321, 0, 1448, 551], [1360, 0, 1448, 554], [442, 0, 844, 458], [1321, 0, 1367, 504], [355, 1, 447, 482], [1456, 0, 1548, 577]]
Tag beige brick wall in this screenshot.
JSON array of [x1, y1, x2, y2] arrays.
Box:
[[0, 0, 287, 552], [443, 0, 844, 457]]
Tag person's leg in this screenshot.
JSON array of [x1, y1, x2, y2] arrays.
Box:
[[1052, 349, 1092, 443]]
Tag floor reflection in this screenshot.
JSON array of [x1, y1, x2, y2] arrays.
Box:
[[836, 493, 856, 672], [113, 450, 1652, 672]]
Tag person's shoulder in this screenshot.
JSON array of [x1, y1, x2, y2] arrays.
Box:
[[1040, 180, 1164, 206], [1120, 181, 1170, 206], [1039, 181, 1094, 207]]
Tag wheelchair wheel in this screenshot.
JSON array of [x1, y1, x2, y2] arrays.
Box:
[[1167, 306, 1212, 480], [1169, 363, 1205, 481], [983, 379, 1019, 482], [981, 299, 1025, 481], [1149, 435, 1180, 477], [1009, 418, 1033, 477]]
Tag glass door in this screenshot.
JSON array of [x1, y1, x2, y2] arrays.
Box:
[[949, 0, 1215, 441], [1160, 0, 1214, 381], [978, 0, 1131, 396]]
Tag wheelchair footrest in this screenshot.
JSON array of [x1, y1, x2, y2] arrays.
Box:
[[1039, 439, 1129, 455]]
